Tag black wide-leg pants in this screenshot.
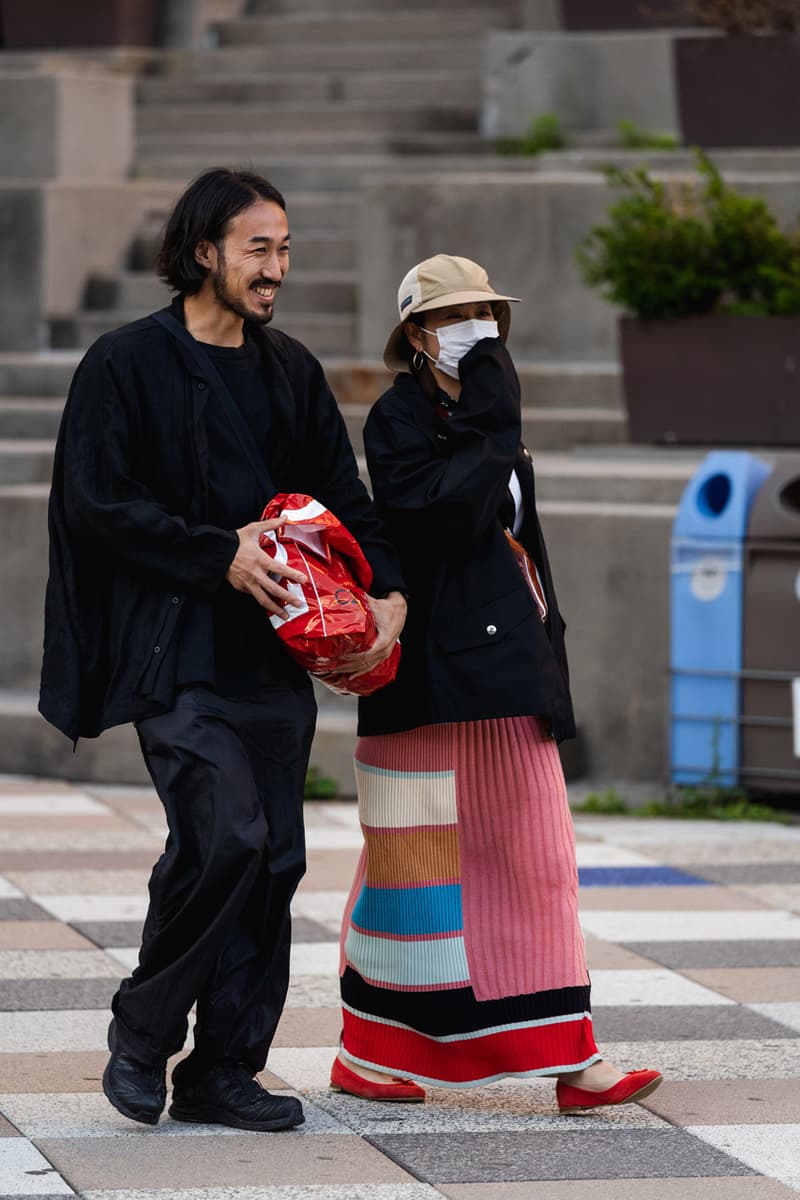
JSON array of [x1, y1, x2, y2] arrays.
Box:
[[111, 683, 316, 1080]]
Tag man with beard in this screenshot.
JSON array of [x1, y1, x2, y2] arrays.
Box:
[[39, 169, 406, 1131]]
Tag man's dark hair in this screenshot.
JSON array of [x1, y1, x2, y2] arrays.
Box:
[[157, 168, 286, 295]]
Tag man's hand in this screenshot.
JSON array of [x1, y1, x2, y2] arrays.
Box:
[[225, 518, 307, 620], [337, 591, 407, 677]]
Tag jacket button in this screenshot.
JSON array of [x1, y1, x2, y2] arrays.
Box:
[[197, 381, 206, 390], [171, 596, 180, 605], [153, 645, 161, 654], [486, 625, 497, 636]]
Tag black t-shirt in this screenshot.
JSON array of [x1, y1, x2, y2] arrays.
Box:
[[175, 333, 303, 695]]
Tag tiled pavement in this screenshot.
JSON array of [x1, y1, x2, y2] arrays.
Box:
[[1, 776, 800, 1199]]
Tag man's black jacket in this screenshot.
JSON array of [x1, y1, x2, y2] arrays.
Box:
[[357, 339, 576, 743], [39, 300, 405, 742]]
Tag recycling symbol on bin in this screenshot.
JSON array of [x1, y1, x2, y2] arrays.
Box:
[[690, 557, 728, 603]]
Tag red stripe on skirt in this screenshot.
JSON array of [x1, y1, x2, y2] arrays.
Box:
[[342, 1008, 599, 1085]]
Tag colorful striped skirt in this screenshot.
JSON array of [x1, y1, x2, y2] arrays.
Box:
[[339, 716, 600, 1087]]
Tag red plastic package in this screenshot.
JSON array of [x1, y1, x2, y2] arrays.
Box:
[[258, 493, 400, 697]]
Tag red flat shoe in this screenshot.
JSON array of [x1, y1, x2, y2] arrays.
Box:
[[556, 1069, 663, 1113], [330, 1057, 426, 1102]]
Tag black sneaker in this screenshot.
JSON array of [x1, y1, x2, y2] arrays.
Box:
[[169, 1063, 305, 1132], [102, 1021, 166, 1126]]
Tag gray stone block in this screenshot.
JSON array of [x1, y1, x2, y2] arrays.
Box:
[[358, 169, 800, 361], [0, 187, 46, 350], [0, 978, 117, 1010], [540, 499, 674, 780], [591, 1004, 799, 1041], [368, 1129, 755, 1182], [482, 31, 678, 138], [358, 170, 618, 361], [0, 486, 49, 689], [71, 921, 144, 948], [622, 941, 800, 968], [0, 70, 133, 180], [0, 897, 52, 920]]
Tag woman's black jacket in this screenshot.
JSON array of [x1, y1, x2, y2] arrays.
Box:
[[357, 338, 576, 743], [39, 300, 405, 743]]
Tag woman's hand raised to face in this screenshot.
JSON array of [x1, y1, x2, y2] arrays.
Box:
[[225, 517, 308, 620]]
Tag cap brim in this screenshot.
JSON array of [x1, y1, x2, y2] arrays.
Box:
[[383, 293, 519, 373]]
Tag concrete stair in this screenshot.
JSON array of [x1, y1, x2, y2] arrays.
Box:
[[160, 41, 483, 73], [215, 10, 515, 45], [250, 0, 521, 11], [137, 70, 481, 107], [52, 312, 360, 357], [137, 101, 480, 136], [0, 398, 63, 439], [57, 0, 526, 368]]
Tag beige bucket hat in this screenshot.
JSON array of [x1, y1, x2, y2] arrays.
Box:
[[383, 254, 521, 372]]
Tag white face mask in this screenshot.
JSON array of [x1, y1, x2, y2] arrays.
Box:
[[420, 318, 499, 379]]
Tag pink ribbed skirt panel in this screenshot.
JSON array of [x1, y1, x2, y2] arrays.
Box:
[[452, 716, 588, 1001]]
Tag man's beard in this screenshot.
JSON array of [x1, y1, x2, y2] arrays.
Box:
[[210, 257, 276, 327]]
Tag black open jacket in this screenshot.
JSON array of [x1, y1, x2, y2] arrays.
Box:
[[39, 298, 405, 742], [357, 338, 575, 742]]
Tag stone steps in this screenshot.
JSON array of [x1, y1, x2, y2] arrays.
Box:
[[135, 152, 522, 191], [250, 0, 520, 12], [160, 41, 483, 74], [0, 411, 629, 487], [532, 148, 800, 173], [216, 10, 514, 46], [50, 312, 360, 358], [136, 130, 494, 159], [130, 228, 356, 274], [136, 100, 480, 136], [0, 399, 64, 439], [137, 69, 480, 107], [0, 353, 80, 397], [84, 270, 359, 316], [341, 405, 627, 456], [0, 440, 55, 485]]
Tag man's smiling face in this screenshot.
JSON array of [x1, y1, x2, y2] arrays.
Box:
[[204, 199, 290, 326]]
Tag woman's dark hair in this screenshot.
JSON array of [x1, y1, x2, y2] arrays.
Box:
[[157, 168, 286, 295]]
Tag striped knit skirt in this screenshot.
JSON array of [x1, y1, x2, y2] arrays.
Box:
[[339, 716, 600, 1087]]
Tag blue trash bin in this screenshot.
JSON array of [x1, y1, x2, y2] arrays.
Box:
[[670, 451, 770, 786]]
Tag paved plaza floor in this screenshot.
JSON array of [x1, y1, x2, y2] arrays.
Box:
[[0, 773, 799, 1199]]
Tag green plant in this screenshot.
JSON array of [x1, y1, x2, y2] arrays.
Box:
[[689, 0, 800, 33], [572, 789, 630, 814], [304, 766, 338, 800], [572, 783, 791, 822], [640, 786, 793, 823], [616, 120, 679, 151], [497, 112, 568, 156], [577, 148, 800, 319]]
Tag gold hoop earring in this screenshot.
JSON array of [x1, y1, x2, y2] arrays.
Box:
[[412, 350, 425, 371]]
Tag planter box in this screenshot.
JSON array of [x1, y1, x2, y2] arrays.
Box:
[[675, 35, 800, 147], [620, 315, 800, 445], [0, 0, 159, 48], [561, 0, 694, 29]]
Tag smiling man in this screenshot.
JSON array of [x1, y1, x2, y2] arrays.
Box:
[[39, 169, 406, 1131]]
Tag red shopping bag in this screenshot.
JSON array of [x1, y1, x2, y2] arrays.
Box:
[[258, 494, 400, 696]]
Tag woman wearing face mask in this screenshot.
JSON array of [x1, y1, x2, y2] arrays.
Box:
[[331, 255, 661, 1112]]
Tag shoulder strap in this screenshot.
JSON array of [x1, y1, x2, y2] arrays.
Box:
[[153, 309, 275, 500]]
